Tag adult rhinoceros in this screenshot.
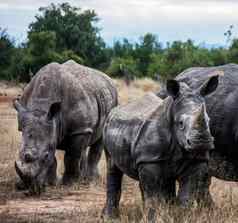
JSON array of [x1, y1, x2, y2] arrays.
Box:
[[157, 64, 238, 183], [14, 60, 118, 194], [102, 76, 218, 221]]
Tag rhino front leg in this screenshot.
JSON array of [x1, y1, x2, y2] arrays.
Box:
[[62, 153, 80, 185], [138, 163, 175, 223], [62, 134, 91, 185], [86, 138, 103, 182], [15, 177, 29, 191], [178, 162, 213, 207], [46, 157, 57, 186], [102, 150, 123, 219]]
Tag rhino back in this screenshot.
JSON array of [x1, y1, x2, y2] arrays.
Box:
[[177, 64, 238, 93], [21, 60, 117, 144], [61, 60, 118, 140], [104, 93, 171, 178]]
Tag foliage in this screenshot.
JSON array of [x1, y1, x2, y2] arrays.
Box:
[[106, 57, 140, 78], [29, 2, 106, 67], [0, 3, 237, 81], [0, 28, 15, 79], [133, 33, 162, 76], [8, 30, 84, 82], [228, 39, 238, 64]]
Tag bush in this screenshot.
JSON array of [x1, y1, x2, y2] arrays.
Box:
[[106, 57, 140, 78], [0, 28, 15, 80]]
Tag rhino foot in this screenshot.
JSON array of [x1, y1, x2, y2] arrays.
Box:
[[46, 177, 57, 187], [15, 178, 29, 191], [46, 157, 57, 186], [60, 174, 83, 186], [85, 167, 100, 183], [101, 206, 120, 222]]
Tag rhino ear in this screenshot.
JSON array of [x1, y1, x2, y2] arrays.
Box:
[[47, 102, 61, 121], [199, 75, 219, 97], [167, 80, 180, 99], [13, 99, 26, 113], [13, 99, 27, 131]]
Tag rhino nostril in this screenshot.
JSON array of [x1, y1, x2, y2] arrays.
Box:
[[44, 152, 49, 161], [24, 153, 34, 163], [187, 139, 191, 146]]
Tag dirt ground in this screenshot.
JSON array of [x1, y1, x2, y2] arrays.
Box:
[[1, 79, 238, 222]]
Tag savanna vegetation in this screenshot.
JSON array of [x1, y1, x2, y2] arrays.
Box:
[[0, 2, 237, 82]]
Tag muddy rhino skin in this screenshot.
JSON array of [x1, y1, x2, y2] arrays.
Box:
[[14, 60, 118, 194], [103, 77, 218, 221], [157, 64, 238, 182]]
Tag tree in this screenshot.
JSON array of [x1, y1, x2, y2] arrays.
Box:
[[209, 48, 228, 66], [10, 31, 84, 82], [112, 38, 134, 58], [134, 33, 162, 75], [224, 25, 234, 44], [0, 28, 15, 79], [106, 57, 140, 78], [228, 38, 238, 64], [29, 3, 106, 67]]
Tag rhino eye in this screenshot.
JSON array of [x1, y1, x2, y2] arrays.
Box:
[[41, 152, 50, 163], [44, 152, 49, 160], [27, 133, 33, 138]]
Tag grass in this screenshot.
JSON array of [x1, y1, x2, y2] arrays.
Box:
[[0, 79, 238, 222]]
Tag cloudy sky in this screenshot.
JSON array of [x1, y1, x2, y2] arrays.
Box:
[[0, 0, 237, 46]]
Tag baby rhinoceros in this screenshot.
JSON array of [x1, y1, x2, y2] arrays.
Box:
[[13, 60, 118, 195], [102, 76, 218, 221]]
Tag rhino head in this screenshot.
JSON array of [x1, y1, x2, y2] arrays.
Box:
[[167, 76, 218, 155], [13, 100, 61, 195]]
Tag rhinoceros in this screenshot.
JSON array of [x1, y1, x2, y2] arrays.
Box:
[[102, 77, 218, 221], [13, 60, 118, 194], [158, 64, 238, 183]]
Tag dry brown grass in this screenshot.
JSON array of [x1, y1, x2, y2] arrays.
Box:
[[0, 79, 238, 222], [114, 78, 160, 105]]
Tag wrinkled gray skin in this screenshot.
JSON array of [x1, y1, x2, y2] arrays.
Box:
[[158, 64, 238, 184], [14, 60, 118, 195], [102, 76, 218, 221]]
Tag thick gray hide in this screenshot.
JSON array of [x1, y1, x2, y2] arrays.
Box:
[[15, 60, 118, 193], [103, 89, 215, 220], [104, 93, 172, 178], [158, 64, 238, 181], [20, 60, 117, 147]]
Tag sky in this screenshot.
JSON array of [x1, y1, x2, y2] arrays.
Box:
[[0, 0, 237, 47]]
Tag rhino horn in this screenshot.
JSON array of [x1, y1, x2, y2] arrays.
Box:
[[13, 99, 26, 113], [193, 104, 207, 129]]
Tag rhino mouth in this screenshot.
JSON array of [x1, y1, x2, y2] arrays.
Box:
[[186, 142, 214, 151], [15, 161, 45, 195], [185, 135, 214, 151], [183, 140, 214, 161]]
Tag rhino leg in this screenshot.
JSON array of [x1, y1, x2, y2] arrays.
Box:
[[209, 151, 238, 181], [177, 162, 213, 207], [15, 177, 29, 191], [62, 153, 80, 185], [62, 134, 91, 185], [46, 157, 57, 186], [102, 150, 123, 219], [86, 138, 103, 182], [79, 148, 87, 180], [138, 163, 175, 223]]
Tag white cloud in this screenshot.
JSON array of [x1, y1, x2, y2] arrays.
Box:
[[0, 0, 237, 45]]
